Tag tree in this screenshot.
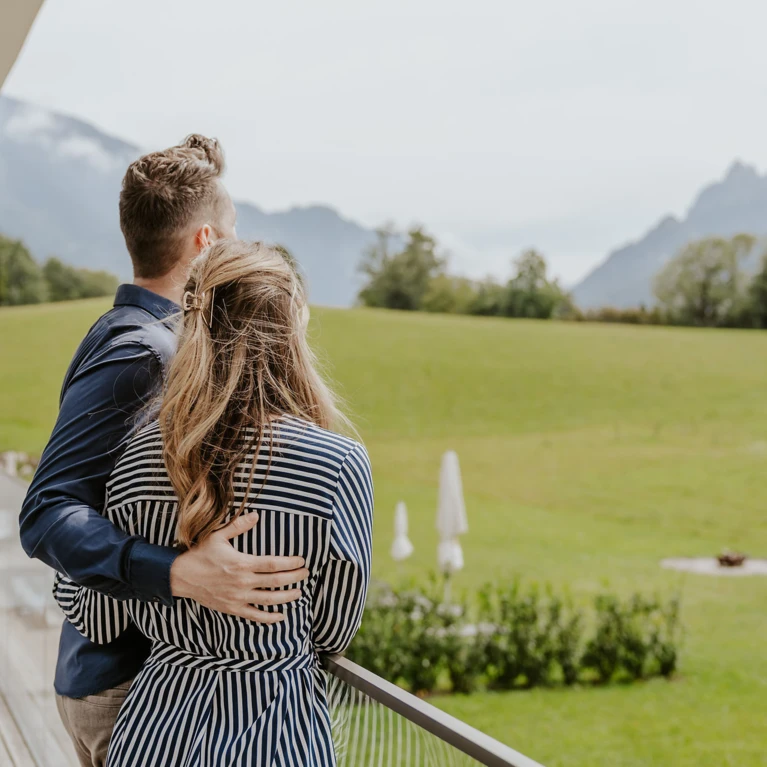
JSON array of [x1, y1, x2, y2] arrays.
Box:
[[358, 226, 444, 311], [511, 249, 549, 293], [653, 235, 754, 326], [76, 268, 120, 299], [0, 235, 119, 306], [502, 249, 568, 319], [747, 248, 767, 328], [0, 236, 47, 305], [421, 274, 477, 314], [43, 258, 119, 302], [468, 278, 505, 316], [43, 258, 83, 301], [273, 244, 306, 288]]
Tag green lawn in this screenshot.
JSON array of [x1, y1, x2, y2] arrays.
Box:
[[3, 300, 767, 766]]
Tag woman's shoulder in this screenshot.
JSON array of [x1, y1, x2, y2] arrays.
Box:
[[271, 416, 369, 474], [271, 418, 372, 518]]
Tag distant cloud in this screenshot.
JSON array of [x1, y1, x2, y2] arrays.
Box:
[[5, 103, 55, 142], [5, 102, 123, 173], [56, 135, 121, 172]]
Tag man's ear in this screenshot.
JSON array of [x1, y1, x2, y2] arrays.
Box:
[[195, 224, 215, 252]]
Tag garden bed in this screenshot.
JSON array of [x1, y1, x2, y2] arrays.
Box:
[[348, 578, 681, 697]]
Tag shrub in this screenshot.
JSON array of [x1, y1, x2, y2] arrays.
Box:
[[649, 595, 681, 678], [348, 579, 455, 694], [421, 275, 478, 315], [551, 597, 584, 686], [581, 594, 682, 684], [577, 306, 667, 325], [345, 579, 681, 697], [477, 581, 584, 690], [467, 279, 506, 317], [581, 595, 623, 682]]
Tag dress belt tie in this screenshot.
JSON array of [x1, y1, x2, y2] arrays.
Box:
[[149, 643, 318, 673]]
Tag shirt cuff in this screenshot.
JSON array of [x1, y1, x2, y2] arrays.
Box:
[[128, 540, 180, 606]]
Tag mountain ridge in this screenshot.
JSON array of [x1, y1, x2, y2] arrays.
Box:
[[0, 95, 376, 306], [573, 160, 767, 308], [5, 94, 767, 310]]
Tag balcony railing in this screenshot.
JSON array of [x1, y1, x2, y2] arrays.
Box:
[[324, 654, 543, 767]]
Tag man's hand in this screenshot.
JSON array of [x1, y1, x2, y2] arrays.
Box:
[[169, 512, 309, 624]]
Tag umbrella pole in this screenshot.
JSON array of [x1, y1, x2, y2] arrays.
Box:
[[443, 571, 452, 604]]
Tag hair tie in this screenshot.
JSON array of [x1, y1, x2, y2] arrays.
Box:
[[182, 287, 215, 328]]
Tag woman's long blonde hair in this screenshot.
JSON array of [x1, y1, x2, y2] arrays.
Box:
[[160, 240, 347, 548]]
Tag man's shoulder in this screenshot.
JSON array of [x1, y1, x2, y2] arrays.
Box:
[[80, 304, 177, 369]]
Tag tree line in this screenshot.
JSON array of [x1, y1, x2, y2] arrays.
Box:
[[359, 226, 573, 320], [0, 234, 119, 307], [358, 227, 767, 329]]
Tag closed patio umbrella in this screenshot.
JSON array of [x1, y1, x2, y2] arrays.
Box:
[[436, 451, 468, 600], [390, 501, 414, 561]]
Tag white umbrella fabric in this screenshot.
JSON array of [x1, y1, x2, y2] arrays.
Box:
[[436, 450, 468, 587], [390, 501, 414, 561]]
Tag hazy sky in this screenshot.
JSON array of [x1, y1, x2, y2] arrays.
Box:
[[5, 0, 767, 284]]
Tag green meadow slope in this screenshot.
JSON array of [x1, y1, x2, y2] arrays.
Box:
[[2, 300, 767, 766]]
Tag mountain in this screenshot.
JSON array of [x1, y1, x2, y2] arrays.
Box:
[[0, 95, 377, 306], [573, 162, 767, 309], [9, 93, 766, 311]]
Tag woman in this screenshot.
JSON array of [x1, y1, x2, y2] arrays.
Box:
[[53, 240, 374, 766]]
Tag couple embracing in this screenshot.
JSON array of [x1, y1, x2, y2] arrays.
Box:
[[20, 135, 374, 766]]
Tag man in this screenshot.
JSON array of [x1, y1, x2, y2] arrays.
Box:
[[19, 134, 309, 767]]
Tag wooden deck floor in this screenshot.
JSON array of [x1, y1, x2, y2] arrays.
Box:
[[0, 691, 36, 767], [0, 477, 78, 766], [0, 608, 77, 766]]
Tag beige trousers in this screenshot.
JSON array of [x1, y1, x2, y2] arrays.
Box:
[[56, 680, 132, 767]]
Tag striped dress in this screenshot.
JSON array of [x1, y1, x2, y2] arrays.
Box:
[[53, 416, 374, 767]]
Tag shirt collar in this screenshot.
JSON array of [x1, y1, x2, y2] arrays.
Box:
[[113, 284, 180, 321]]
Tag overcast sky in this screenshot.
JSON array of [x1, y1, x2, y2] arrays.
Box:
[[5, 0, 767, 284]]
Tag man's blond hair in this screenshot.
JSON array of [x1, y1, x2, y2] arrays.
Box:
[[119, 134, 226, 279]]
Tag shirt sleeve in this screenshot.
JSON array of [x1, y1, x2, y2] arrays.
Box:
[[312, 443, 374, 655], [19, 341, 179, 605], [52, 571, 131, 644]]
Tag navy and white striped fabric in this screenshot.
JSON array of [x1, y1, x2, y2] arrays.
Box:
[[54, 416, 374, 767]]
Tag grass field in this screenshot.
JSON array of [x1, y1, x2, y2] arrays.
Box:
[[3, 299, 767, 766]]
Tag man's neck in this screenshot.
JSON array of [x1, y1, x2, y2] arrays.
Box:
[[133, 268, 187, 306]]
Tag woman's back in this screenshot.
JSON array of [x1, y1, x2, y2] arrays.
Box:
[[109, 416, 370, 663], [55, 415, 373, 766]]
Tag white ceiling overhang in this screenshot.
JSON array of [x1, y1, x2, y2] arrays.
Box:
[[1, 0, 45, 89]]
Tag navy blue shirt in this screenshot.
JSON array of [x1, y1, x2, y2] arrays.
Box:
[[20, 285, 181, 698]]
